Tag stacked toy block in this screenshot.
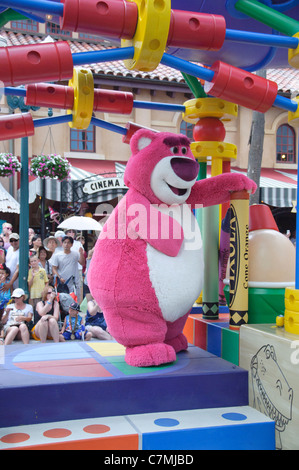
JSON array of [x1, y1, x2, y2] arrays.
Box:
[[0, 340, 275, 449], [0, 406, 275, 450], [184, 307, 240, 365]]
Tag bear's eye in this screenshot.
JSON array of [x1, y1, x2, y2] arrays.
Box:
[[181, 147, 187, 155], [170, 146, 179, 154]]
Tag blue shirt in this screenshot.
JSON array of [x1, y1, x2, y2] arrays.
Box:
[[86, 310, 107, 330]]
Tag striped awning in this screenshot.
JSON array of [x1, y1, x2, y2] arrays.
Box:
[[24, 163, 297, 208], [0, 182, 20, 213], [25, 162, 127, 204], [66, 162, 127, 203], [231, 167, 297, 208]]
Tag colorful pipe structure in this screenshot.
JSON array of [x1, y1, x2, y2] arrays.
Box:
[[2, 0, 299, 332], [183, 98, 238, 320], [1, 36, 297, 115], [4, 0, 299, 67], [4, 84, 185, 114]]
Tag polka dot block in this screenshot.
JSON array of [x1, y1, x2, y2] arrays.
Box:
[[0, 416, 138, 450], [0, 406, 275, 450], [129, 406, 275, 450]]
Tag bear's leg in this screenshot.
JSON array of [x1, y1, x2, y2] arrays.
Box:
[[105, 306, 176, 367], [164, 311, 190, 353], [125, 342, 176, 367]]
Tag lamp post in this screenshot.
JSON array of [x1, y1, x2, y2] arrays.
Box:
[[6, 93, 39, 295], [18, 136, 29, 293]]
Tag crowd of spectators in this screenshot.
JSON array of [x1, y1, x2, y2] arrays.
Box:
[[0, 223, 112, 345]]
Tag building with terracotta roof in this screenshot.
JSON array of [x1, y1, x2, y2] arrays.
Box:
[[0, 20, 298, 232]]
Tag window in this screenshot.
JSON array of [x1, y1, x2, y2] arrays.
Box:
[[70, 124, 95, 152], [46, 22, 71, 37], [78, 33, 101, 41], [11, 19, 38, 32], [276, 124, 296, 163], [180, 121, 193, 140]]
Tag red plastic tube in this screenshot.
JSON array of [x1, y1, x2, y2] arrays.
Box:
[[93, 89, 133, 114], [123, 121, 158, 143], [61, 0, 137, 39], [25, 83, 74, 109], [167, 10, 226, 51], [0, 113, 34, 141], [0, 42, 73, 87], [207, 61, 278, 112], [25, 85, 134, 114]]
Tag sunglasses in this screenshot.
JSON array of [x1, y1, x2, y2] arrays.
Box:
[[10, 239, 18, 242]]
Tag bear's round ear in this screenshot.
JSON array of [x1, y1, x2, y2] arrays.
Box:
[[130, 129, 157, 154]]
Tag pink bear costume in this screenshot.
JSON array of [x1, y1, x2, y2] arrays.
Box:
[[88, 130, 256, 367]]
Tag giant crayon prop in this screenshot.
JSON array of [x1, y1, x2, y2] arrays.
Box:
[[229, 190, 249, 330]]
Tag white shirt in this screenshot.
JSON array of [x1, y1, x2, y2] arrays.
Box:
[[5, 303, 33, 327], [6, 246, 19, 289]]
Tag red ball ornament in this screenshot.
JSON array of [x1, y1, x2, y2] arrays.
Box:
[[193, 117, 226, 142]]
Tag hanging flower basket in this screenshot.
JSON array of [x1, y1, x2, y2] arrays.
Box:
[[0, 153, 21, 177], [29, 154, 71, 181]]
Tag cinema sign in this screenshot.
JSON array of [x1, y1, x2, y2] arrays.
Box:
[[83, 177, 127, 195]]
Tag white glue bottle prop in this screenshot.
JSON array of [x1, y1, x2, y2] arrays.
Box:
[[249, 204, 295, 284]]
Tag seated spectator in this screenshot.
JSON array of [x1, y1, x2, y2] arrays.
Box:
[[31, 286, 60, 343], [60, 301, 92, 341], [28, 254, 48, 310], [2, 288, 33, 345], [86, 296, 112, 340], [0, 263, 11, 320]]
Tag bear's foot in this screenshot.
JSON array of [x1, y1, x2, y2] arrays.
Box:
[[125, 342, 176, 367], [165, 333, 188, 353]]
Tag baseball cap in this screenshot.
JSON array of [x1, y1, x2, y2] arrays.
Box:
[[9, 233, 19, 241], [69, 302, 81, 312], [12, 288, 28, 300]]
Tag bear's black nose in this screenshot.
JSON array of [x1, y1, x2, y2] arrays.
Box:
[[171, 157, 199, 181]]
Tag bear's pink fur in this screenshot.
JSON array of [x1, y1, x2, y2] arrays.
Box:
[[88, 130, 256, 367]]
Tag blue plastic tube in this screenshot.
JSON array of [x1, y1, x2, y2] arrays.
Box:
[[72, 47, 134, 66], [33, 114, 73, 127], [0, 0, 64, 15], [161, 53, 215, 82], [133, 101, 185, 112], [91, 117, 127, 136], [226, 28, 299, 49]]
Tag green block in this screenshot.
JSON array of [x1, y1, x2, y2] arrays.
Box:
[[223, 285, 285, 324], [221, 327, 239, 366]]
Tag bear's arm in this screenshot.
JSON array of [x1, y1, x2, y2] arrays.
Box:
[[126, 189, 184, 257], [186, 173, 257, 208]]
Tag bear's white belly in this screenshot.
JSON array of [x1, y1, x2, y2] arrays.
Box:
[[146, 205, 204, 322]]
